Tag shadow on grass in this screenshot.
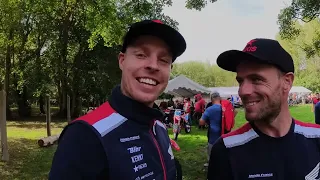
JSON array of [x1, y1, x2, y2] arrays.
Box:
[[0, 138, 57, 180], [8, 115, 69, 122], [7, 121, 67, 129]]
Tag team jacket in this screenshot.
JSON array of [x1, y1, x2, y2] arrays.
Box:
[[207, 119, 320, 180], [54, 86, 177, 180]]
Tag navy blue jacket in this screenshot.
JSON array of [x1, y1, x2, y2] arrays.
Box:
[[49, 85, 177, 180], [207, 119, 320, 180], [315, 102, 320, 125]]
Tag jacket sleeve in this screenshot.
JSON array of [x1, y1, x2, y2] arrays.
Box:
[[49, 123, 109, 180], [207, 138, 233, 180]]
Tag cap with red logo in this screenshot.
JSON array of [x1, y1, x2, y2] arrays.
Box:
[[216, 38, 294, 73], [121, 20, 186, 62]]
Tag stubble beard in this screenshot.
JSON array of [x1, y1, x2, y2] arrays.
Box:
[[246, 91, 282, 124]]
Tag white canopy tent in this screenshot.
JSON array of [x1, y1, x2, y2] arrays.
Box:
[[289, 86, 312, 93], [208, 86, 312, 97], [208, 87, 239, 98], [164, 75, 212, 97]]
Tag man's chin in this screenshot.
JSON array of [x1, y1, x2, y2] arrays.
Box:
[[133, 93, 159, 107], [245, 113, 259, 123]]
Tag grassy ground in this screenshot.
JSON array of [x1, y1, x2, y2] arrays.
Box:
[[0, 105, 315, 180]]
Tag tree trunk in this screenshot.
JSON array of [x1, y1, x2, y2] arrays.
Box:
[[14, 15, 33, 118], [17, 86, 31, 118], [71, 91, 75, 116], [5, 29, 13, 119], [39, 95, 45, 114], [71, 37, 87, 118], [57, 8, 72, 118]]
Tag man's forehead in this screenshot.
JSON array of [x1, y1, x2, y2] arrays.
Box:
[[236, 61, 277, 73], [236, 65, 279, 79]]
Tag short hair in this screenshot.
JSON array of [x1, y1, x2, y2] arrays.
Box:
[[211, 91, 220, 100]]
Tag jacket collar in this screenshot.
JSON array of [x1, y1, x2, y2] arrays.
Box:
[[109, 85, 163, 126]]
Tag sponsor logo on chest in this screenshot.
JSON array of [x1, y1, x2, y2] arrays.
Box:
[[248, 173, 273, 178]]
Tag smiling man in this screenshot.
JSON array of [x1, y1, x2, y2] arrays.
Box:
[[49, 20, 186, 180], [207, 38, 320, 180]]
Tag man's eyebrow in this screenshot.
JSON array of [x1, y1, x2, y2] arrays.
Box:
[[236, 73, 266, 80], [132, 49, 142, 52]]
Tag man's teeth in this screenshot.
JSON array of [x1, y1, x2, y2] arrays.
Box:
[[246, 102, 259, 107], [138, 78, 157, 85]]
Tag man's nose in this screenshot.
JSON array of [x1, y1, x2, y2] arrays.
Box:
[[145, 56, 160, 71], [238, 81, 254, 97]]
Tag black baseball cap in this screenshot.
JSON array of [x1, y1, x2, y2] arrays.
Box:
[[217, 38, 294, 73], [121, 20, 186, 62]]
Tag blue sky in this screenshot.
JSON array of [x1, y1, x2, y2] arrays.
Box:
[[163, 0, 292, 63]]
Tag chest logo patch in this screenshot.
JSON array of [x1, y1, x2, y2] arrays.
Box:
[[248, 173, 273, 178]]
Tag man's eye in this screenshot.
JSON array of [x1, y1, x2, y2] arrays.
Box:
[[136, 53, 146, 58], [160, 59, 169, 64], [252, 78, 263, 83]]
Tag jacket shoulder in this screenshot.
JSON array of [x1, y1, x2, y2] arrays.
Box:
[[74, 102, 128, 137], [294, 119, 320, 138], [221, 123, 258, 148]]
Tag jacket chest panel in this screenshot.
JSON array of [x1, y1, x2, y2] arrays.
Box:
[[105, 132, 165, 180]]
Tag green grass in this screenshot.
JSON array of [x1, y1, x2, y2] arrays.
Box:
[[0, 105, 315, 180], [0, 121, 67, 180]]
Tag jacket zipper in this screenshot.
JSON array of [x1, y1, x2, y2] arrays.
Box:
[[149, 129, 167, 180]]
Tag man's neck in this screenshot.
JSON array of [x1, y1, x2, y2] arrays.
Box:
[[254, 109, 292, 138], [212, 100, 220, 105]]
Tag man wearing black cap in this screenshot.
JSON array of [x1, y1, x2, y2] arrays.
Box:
[[207, 38, 320, 180], [49, 20, 186, 180]]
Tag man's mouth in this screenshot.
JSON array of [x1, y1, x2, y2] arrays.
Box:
[[136, 77, 159, 86], [244, 100, 260, 108]]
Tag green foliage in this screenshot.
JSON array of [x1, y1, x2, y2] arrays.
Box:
[[278, 0, 320, 39], [276, 18, 320, 92], [185, 0, 217, 11], [0, 0, 221, 118], [0, 0, 189, 117], [172, 61, 237, 87]]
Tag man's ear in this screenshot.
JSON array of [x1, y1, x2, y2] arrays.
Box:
[[283, 72, 294, 93], [118, 52, 125, 71]]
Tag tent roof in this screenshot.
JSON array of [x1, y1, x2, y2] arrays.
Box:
[[208, 87, 239, 97], [289, 86, 312, 93], [208, 86, 312, 96], [164, 75, 211, 97]]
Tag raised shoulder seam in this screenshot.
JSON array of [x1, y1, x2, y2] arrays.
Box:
[[222, 123, 259, 148]]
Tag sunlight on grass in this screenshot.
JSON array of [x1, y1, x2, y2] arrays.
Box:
[[0, 121, 66, 180], [7, 121, 66, 139], [0, 104, 315, 180]]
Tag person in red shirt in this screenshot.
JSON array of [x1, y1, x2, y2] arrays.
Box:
[[194, 94, 206, 129], [312, 93, 319, 112]]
